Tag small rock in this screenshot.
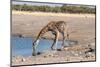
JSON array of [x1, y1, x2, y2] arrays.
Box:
[[21, 58, 26, 62], [79, 51, 83, 54], [85, 48, 95, 54], [74, 53, 79, 56], [44, 55, 47, 58], [63, 47, 69, 50], [85, 55, 90, 58]]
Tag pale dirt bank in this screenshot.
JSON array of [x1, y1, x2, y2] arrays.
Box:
[[12, 10, 95, 17], [12, 11, 95, 40]]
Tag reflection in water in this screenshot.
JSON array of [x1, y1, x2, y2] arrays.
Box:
[[11, 36, 78, 56]]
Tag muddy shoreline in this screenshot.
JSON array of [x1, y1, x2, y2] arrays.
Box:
[[12, 42, 95, 66]]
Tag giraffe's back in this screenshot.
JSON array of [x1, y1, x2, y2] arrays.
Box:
[[47, 21, 66, 31], [37, 21, 66, 38]]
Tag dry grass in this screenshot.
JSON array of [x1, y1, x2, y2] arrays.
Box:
[[12, 10, 95, 17]]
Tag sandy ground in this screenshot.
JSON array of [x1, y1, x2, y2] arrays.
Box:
[[11, 11, 96, 66], [12, 43, 95, 66]]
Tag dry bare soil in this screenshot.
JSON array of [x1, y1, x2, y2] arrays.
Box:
[[12, 11, 96, 66]]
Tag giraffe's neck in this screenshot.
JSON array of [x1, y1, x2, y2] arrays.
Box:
[[35, 27, 49, 45]]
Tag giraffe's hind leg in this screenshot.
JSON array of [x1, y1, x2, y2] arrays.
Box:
[[51, 31, 59, 50]]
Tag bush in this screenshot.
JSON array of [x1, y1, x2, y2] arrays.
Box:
[[12, 4, 95, 14]]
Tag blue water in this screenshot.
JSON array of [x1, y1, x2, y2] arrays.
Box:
[[11, 36, 62, 56]]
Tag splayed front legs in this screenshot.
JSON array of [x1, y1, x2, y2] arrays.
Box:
[[61, 32, 66, 50], [32, 21, 67, 56]]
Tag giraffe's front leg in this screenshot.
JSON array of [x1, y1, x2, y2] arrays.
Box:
[[61, 32, 66, 50], [51, 31, 59, 50], [32, 39, 40, 56]]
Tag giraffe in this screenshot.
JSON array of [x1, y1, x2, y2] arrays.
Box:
[[32, 21, 69, 56]]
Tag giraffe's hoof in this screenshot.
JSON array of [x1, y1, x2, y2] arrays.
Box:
[[32, 53, 36, 56], [32, 54, 36, 56], [60, 47, 65, 51], [37, 52, 42, 55], [51, 48, 56, 50], [51, 47, 54, 50], [57, 49, 62, 51]]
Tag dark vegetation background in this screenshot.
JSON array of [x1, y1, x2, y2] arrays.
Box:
[[12, 4, 95, 14]]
